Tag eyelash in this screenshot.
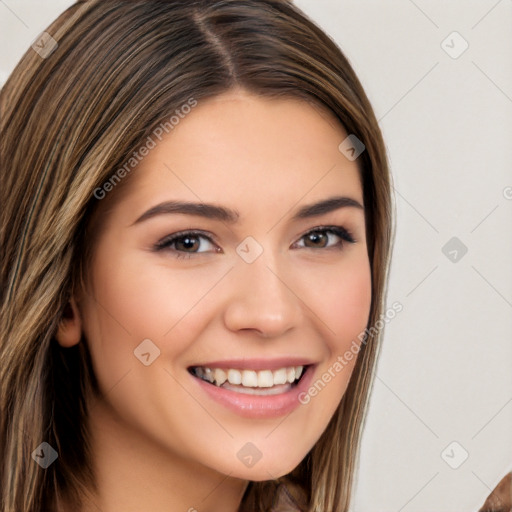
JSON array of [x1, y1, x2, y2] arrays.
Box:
[[153, 226, 356, 260]]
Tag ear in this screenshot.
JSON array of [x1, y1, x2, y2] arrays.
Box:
[[55, 297, 82, 347]]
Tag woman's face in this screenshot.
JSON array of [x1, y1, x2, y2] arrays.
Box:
[[78, 89, 372, 481]]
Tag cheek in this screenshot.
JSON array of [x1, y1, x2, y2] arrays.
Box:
[[307, 256, 373, 351], [299, 256, 372, 408], [79, 251, 169, 389], [79, 245, 228, 389], [77, 247, 221, 451], [84, 249, 197, 338], [333, 266, 372, 343]]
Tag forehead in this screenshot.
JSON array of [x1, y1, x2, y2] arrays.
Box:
[[111, 90, 364, 222]]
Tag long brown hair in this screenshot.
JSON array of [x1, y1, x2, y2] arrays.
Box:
[[0, 1, 394, 510]]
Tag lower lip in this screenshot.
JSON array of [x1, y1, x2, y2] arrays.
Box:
[[190, 366, 316, 419]]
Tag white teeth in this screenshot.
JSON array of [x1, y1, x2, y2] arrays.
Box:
[[272, 368, 288, 385], [257, 370, 274, 388], [213, 368, 227, 386], [241, 370, 258, 387], [227, 369, 242, 385], [193, 365, 307, 388]]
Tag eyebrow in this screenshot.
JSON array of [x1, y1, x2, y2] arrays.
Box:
[[131, 195, 364, 226]]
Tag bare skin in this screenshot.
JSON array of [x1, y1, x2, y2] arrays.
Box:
[[57, 88, 372, 512]]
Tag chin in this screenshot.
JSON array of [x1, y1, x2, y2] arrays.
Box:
[[228, 455, 305, 482]]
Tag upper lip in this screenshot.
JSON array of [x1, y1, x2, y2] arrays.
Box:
[[189, 357, 316, 371]]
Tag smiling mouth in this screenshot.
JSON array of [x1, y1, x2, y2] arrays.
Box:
[[188, 365, 308, 395]]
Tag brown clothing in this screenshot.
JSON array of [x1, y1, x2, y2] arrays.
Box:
[[479, 472, 512, 512]]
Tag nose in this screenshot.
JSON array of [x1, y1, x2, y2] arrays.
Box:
[[222, 254, 303, 338]]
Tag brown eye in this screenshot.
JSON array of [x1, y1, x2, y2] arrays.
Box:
[[304, 231, 329, 248], [154, 230, 218, 258], [296, 226, 356, 250], [174, 235, 201, 252]]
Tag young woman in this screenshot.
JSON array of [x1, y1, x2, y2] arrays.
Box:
[[0, 1, 394, 511]]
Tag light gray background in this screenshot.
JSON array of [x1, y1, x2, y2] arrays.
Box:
[[1, 1, 511, 510]]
